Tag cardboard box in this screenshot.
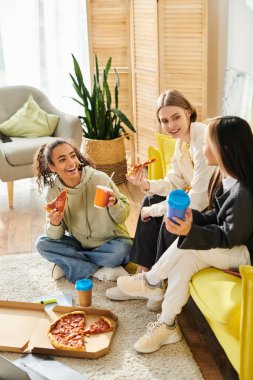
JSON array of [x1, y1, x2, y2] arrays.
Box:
[[0, 300, 117, 358]]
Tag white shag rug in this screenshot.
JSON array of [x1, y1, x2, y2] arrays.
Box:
[[0, 253, 203, 380]]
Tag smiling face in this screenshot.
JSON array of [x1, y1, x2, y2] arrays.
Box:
[[49, 143, 81, 187], [158, 105, 191, 142]]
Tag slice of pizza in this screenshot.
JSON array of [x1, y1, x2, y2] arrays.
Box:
[[127, 158, 157, 177], [44, 189, 68, 213], [84, 316, 114, 335], [48, 310, 86, 352]]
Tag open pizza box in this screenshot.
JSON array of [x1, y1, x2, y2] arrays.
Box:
[[0, 300, 117, 358]]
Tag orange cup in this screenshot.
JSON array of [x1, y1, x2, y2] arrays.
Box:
[[94, 185, 113, 208]]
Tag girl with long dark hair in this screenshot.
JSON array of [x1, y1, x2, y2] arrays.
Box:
[[117, 116, 253, 353]]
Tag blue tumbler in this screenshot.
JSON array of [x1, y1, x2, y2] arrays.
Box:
[[167, 189, 190, 222]]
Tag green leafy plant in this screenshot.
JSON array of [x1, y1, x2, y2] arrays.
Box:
[[70, 54, 136, 140]]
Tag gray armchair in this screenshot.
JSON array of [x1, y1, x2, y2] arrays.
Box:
[[0, 85, 82, 207]]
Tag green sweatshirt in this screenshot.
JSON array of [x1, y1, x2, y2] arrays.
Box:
[[45, 166, 131, 249]]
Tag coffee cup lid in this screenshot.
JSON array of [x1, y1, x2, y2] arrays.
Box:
[[167, 189, 190, 209], [75, 278, 93, 291]]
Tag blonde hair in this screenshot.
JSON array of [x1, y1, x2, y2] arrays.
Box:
[[156, 89, 197, 123]]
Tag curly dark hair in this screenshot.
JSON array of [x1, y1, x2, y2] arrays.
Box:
[[33, 138, 93, 193]]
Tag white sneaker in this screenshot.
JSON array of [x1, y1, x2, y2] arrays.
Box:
[[117, 273, 164, 301], [134, 315, 182, 353], [106, 286, 144, 301], [92, 266, 130, 282], [106, 287, 163, 311], [147, 299, 163, 312], [52, 264, 65, 280]]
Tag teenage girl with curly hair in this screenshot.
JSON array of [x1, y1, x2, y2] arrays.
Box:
[[34, 138, 132, 283]]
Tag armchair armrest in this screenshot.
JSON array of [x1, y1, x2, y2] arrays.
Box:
[[54, 113, 82, 148]]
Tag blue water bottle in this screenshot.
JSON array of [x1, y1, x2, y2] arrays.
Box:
[[167, 189, 190, 222]]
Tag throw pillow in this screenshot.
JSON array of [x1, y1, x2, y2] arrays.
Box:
[[0, 95, 59, 138], [147, 145, 163, 180], [0, 131, 12, 143], [155, 133, 176, 175]]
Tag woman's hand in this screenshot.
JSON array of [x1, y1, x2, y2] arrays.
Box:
[[49, 209, 64, 226], [164, 208, 193, 236], [108, 192, 117, 208], [126, 168, 150, 191], [141, 206, 152, 222]]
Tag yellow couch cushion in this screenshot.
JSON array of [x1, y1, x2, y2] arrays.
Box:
[[147, 146, 163, 180], [190, 268, 241, 338], [155, 133, 176, 176]]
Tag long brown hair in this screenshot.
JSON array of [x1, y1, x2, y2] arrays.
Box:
[[207, 116, 253, 201], [33, 138, 93, 193], [156, 89, 197, 123], [208, 168, 222, 209]]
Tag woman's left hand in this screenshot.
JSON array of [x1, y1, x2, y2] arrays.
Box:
[[108, 193, 117, 207], [164, 208, 193, 236]]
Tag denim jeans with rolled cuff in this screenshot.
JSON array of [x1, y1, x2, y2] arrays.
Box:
[[36, 234, 132, 283]]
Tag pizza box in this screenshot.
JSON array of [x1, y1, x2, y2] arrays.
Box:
[[0, 300, 118, 358]]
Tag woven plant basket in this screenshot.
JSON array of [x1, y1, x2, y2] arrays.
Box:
[[82, 136, 127, 185]]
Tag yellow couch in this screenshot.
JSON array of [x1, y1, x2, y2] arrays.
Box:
[[148, 133, 176, 180], [148, 136, 253, 379]]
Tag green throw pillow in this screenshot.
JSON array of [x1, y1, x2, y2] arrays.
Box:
[[0, 94, 59, 138]]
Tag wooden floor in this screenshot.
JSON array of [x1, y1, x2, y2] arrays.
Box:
[[0, 178, 229, 379]]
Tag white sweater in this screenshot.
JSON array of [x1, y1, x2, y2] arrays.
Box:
[[144, 122, 215, 216]]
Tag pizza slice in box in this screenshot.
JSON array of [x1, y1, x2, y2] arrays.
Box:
[[84, 316, 114, 335], [44, 189, 68, 213], [127, 158, 157, 177], [48, 311, 86, 352]]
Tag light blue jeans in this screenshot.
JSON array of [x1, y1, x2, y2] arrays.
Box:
[[36, 234, 132, 283]]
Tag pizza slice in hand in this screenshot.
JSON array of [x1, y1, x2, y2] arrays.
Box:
[[84, 316, 114, 335], [127, 158, 157, 177], [44, 189, 68, 213]]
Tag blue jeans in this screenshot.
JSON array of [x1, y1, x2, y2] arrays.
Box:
[[36, 234, 132, 283]]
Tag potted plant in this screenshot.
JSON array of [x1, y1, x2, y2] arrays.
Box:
[[69, 54, 136, 184]]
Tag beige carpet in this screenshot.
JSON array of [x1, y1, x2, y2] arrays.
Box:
[[0, 253, 203, 380]]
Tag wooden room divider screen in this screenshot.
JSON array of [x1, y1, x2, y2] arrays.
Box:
[[86, 0, 207, 162]]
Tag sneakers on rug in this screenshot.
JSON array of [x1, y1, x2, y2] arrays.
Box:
[[106, 286, 144, 301], [52, 264, 65, 280], [92, 266, 130, 282], [117, 273, 164, 302], [106, 286, 162, 312], [147, 299, 163, 312], [134, 315, 182, 353]]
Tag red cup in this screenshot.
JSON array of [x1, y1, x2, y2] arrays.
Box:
[[94, 185, 113, 208]]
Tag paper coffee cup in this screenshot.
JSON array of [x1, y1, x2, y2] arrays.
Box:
[[75, 278, 93, 307], [94, 185, 113, 208], [167, 189, 190, 222]]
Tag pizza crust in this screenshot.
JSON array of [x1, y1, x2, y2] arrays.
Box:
[[85, 316, 114, 335], [44, 189, 68, 213], [100, 316, 114, 331], [48, 332, 85, 352], [127, 158, 156, 176]]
